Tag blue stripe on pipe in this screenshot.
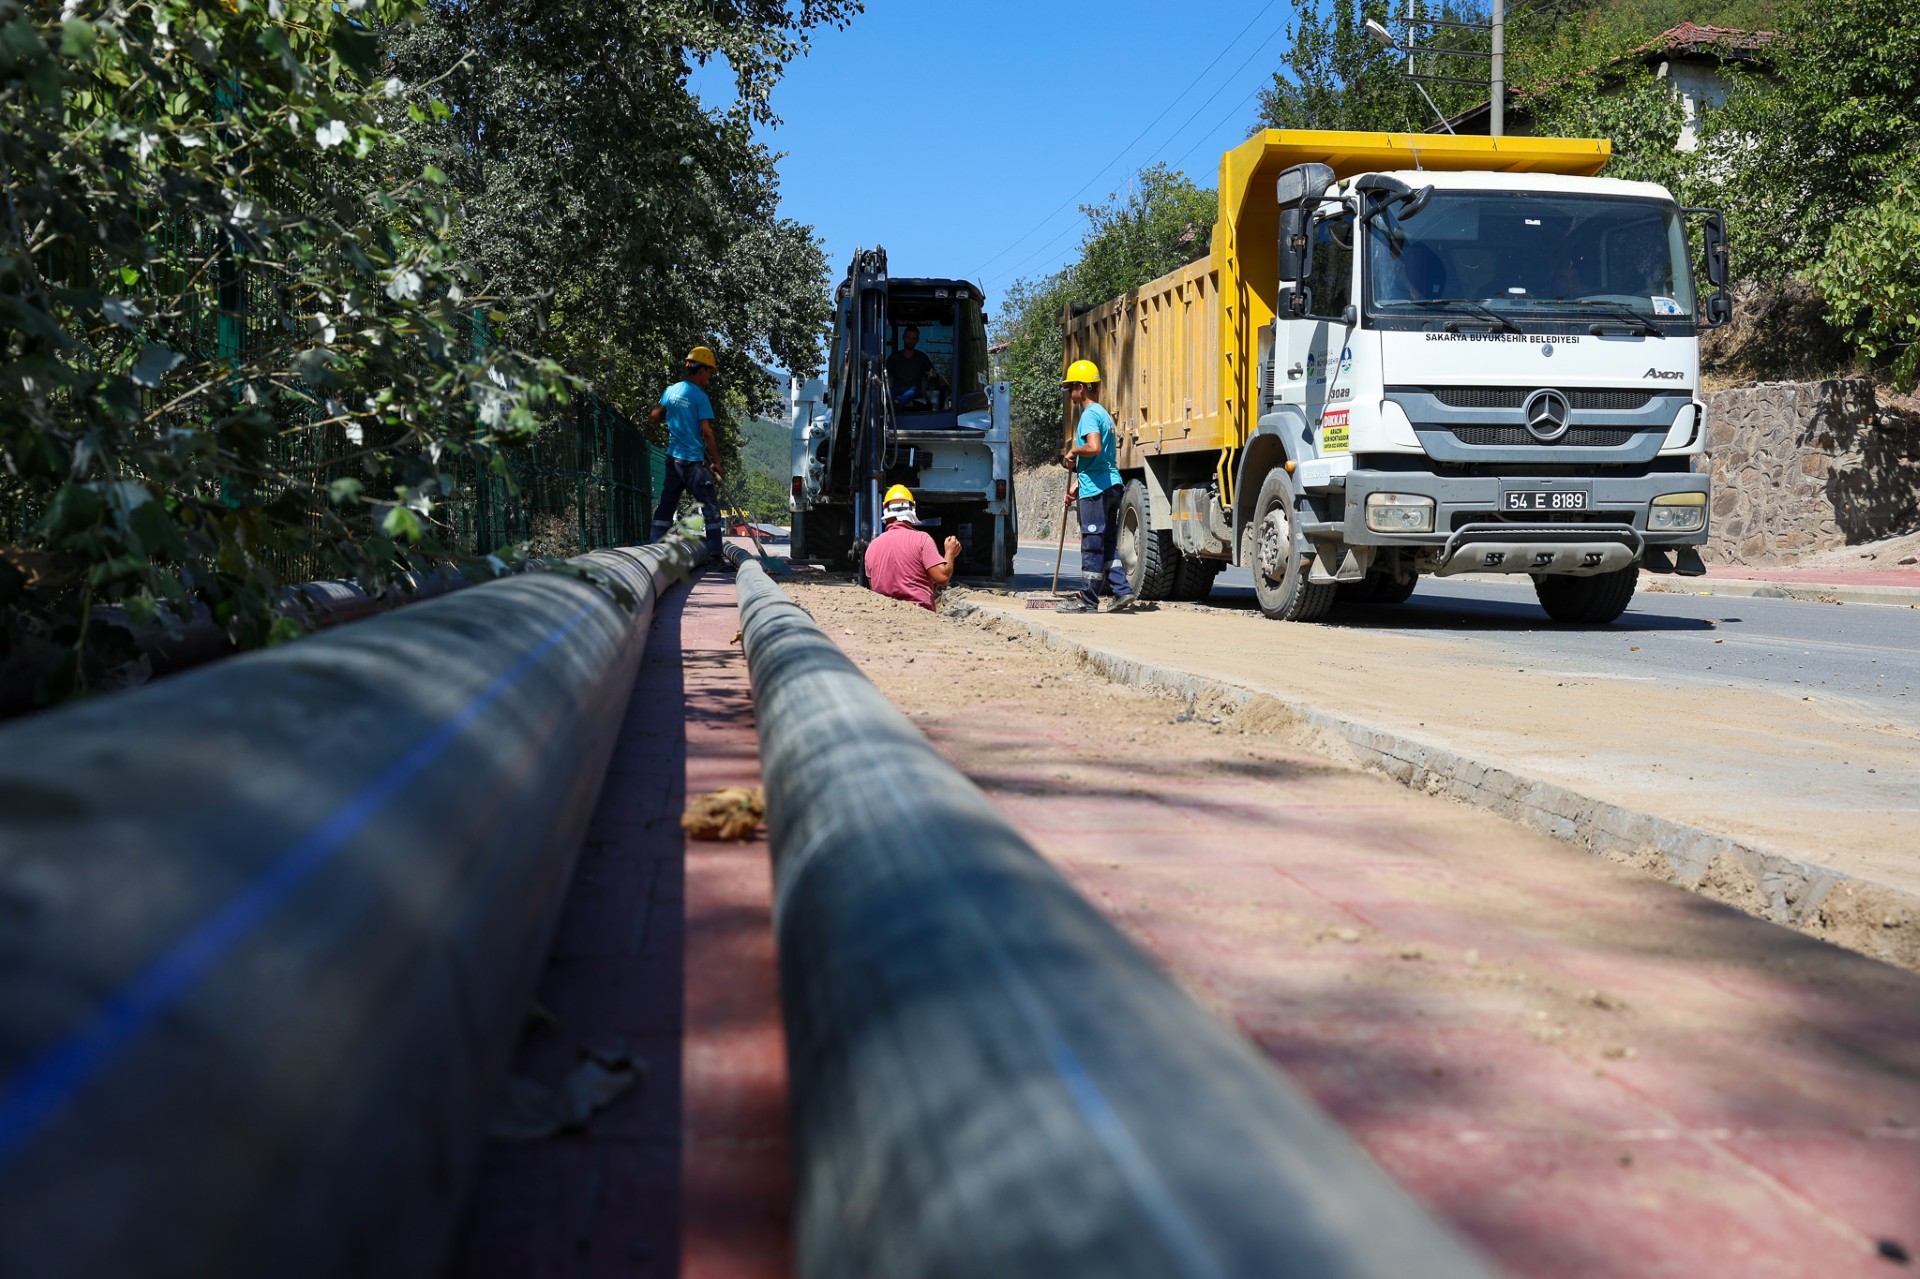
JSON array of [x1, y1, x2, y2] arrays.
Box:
[[0, 594, 608, 1170]]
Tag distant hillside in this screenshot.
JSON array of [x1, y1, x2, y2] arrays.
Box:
[[740, 415, 789, 480]]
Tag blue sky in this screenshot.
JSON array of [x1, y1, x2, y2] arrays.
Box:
[[692, 0, 1294, 317]]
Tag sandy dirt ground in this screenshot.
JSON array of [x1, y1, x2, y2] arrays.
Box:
[[782, 575, 1920, 1278], [939, 582, 1920, 956]]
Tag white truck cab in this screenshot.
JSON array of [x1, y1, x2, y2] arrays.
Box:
[[1259, 160, 1728, 622]]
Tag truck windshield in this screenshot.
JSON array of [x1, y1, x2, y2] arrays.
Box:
[[1366, 191, 1696, 324]]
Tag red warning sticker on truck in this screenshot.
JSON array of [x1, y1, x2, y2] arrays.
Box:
[[1321, 409, 1350, 454]]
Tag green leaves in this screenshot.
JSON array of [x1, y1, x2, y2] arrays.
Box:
[[1812, 162, 1920, 389], [37, 485, 104, 544], [58, 18, 95, 57], [128, 344, 184, 388], [995, 166, 1217, 467], [1260, 0, 1488, 134], [381, 504, 426, 541], [0, 0, 569, 705], [2, 0, 842, 706], [383, 0, 841, 444], [1693, 0, 1920, 381]]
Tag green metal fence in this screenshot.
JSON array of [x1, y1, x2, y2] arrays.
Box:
[[452, 397, 661, 560]]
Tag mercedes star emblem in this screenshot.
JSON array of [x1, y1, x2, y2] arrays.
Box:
[[1523, 388, 1572, 442]]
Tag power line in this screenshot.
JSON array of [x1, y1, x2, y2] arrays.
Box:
[[1171, 89, 1262, 172], [982, 23, 1291, 294], [972, 0, 1286, 280], [1142, 23, 1289, 172], [981, 218, 1086, 296]]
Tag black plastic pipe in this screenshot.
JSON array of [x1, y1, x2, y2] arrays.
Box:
[[0, 536, 702, 1278], [0, 567, 474, 721], [733, 560, 1493, 1279]]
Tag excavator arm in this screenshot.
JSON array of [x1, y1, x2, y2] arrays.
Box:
[[836, 247, 897, 571]]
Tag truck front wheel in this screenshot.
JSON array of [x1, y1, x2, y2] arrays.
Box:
[[1247, 469, 1335, 622], [1534, 565, 1638, 624], [1120, 480, 1178, 600]]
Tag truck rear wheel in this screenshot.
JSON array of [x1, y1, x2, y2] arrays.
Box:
[[1248, 469, 1335, 622], [1120, 480, 1178, 600], [1534, 565, 1638, 624], [1172, 554, 1222, 601]]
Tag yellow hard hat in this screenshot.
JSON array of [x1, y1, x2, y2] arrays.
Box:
[[1063, 358, 1101, 385], [685, 345, 717, 369], [881, 484, 920, 525]]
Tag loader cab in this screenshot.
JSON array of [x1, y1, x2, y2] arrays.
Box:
[[884, 280, 992, 422]]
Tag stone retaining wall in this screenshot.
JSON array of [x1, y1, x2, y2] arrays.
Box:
[[1700, 380, 1920, 564], [1014, 468, 1078, 542]]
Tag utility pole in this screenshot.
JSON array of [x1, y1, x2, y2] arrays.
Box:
[[1367, 8, 1502, 137], [1491, 0, 1505, 137]]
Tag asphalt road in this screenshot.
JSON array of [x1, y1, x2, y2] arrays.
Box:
[[1007, 544, 1920, 730]]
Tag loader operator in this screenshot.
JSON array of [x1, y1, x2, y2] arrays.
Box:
[[887, 326, 945, 408], [648, 345, 726, 564], [863, 485, 961, 611], [1058, 360, 1137, 614]]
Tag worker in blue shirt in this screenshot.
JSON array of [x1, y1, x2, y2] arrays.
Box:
[[1058, 359, 1136, 613], [648, 345, 725, 562]]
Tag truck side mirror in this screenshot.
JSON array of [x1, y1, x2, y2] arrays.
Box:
[[1275, 162, 1335, 209], [1685, 206, 1733, 329], [1277, 162, 1334, 286], [1701, 211, 1730, 290], [1278, 208, 1309, 283]]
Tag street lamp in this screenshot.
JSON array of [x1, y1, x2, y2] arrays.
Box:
[[1365, 6, 1505, 137]]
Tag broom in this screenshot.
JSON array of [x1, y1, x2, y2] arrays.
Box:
[[1026, 470, 1078, 610]]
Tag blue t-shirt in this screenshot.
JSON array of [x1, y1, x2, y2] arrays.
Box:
[[660, 380, 715, 462], [1074, 402, 1122, 498]]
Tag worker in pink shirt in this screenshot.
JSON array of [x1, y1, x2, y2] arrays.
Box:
[[864, 485, 961, 610]]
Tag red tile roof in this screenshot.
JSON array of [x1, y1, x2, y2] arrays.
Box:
[[1634, 21, 1778, 56]]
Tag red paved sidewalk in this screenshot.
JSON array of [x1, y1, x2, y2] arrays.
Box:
[[906, 705, 1920, 1278], [450, 571, 789, 1279]]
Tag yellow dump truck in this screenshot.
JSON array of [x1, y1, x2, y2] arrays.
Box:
[[1062, 130, 1730, 624]]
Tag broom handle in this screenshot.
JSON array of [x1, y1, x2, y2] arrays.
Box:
[[1050, 479, 1071, 595]]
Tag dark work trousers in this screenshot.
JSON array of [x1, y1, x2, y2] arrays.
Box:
[[1076, 483, 1132, 605], [650, 455, 723, 560]]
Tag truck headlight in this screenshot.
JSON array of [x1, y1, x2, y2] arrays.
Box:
[[1365, 492, 1436, 533], [1649, 492, 1706, 532]]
